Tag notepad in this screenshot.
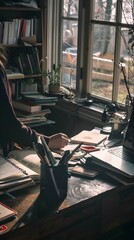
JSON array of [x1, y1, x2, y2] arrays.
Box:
[[71, 129, 107, 146]]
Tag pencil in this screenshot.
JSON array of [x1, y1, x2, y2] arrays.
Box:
[[61, 142, 83, 165]]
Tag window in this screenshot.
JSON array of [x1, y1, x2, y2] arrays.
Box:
[[89, 0, 134, 104], [61, 0, 79, 90], [49, 0, 134, 105]]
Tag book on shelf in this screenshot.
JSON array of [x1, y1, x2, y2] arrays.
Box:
[[26, 53, 34, 74], [0, 156, 39, 196], [0, 22, 3, 43], [12, 100, 42, 113], [2, 21, 9, 44], [19, 52, 33, 75], [8, 20, 15, 44], [33, 17, 42, 43], [0, 1, 39, 8], [22, 93, 58, 104], [27, 46, 41, 74], [13, 18, 21, 44], [11, 55, 24, 74], [70, 128, 107, 146], [27, 52, 38, 74], [11, 80, 22, 101], [0, 16, 40, 46]]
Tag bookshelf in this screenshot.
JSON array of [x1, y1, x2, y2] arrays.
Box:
[[0, 0, 47, 94], [0, 1, 54, 127]]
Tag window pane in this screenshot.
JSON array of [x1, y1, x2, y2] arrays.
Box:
[[90, 24, 115, 101], [122, 0, 134, 24], [61, 19, 78, 89], [118, 28, 134, 103], [63, 0, 79, 18], [93, 0, 117, 22]]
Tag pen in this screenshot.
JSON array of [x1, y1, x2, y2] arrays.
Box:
[[60, 142, 83, 165], [59, 150, 71, 165], [33, 142, 51, 167], [40, 135, 57, 166]]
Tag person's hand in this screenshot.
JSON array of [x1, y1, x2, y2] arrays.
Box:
[[48, 133, 69, 149]]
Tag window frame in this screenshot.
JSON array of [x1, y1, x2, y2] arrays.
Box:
[[47, 0, 134, 106]]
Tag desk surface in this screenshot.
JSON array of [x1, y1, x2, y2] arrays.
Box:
[[0, 132, 134, 239], [1, 173, 134, 240]]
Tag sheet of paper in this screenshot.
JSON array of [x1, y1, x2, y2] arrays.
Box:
[[0, 202, 17, 222]]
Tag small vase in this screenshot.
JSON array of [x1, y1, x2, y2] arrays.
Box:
[[49, 84, 60, 93]]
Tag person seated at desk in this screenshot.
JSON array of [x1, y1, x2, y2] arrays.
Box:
[[0, 46, 69, 157]]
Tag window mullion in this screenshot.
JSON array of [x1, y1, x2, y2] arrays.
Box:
[[76, 0, 91, 98], [86, 0, 95, 94], [112, 0, 122, 102]]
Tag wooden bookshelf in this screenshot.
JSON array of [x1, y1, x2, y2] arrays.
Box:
[[0, 0, 46, 93], [0, 1, 52, 127]]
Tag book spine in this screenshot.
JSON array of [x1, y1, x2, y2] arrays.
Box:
[[8, 20, 15, 44], [2, 21, 9, 44], [0, 22, 4, 43], [32, 47, 41, 74], [12, 80, 22, 100], [26, 53, 34, 74]]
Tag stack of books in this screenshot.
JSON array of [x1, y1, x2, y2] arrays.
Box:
[[13, 93, 58, 111], [12, 93, 58, 126], [16, 108, 51, 125]]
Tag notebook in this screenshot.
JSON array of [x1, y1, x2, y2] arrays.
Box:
[[90, 104, 134, 179], [0, 156, 39, 194]]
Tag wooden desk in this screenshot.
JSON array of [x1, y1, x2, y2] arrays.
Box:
[[1, 174, 134, 240]]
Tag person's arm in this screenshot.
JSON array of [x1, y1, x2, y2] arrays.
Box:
[[0, 65, 38, 147], [0, 65, 69, 152]]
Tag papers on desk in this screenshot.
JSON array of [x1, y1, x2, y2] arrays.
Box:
[[53, 144, 86, 161], [0, 202, 17, 223], [70, 129, 107, 146], [0, 156, 39, 195]]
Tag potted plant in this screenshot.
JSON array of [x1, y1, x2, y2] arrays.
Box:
[[43, 64, 61, 93]]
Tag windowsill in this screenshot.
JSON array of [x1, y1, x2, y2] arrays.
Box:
[[62, 97, 105, 113]]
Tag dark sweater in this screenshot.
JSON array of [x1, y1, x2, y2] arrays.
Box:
[[0, 64, 38, 153]]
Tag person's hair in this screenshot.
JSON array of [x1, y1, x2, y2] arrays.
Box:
[[0, 46, 7, 66]]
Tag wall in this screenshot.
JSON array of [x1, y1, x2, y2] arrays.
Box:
[[46, 99, 105, 137]]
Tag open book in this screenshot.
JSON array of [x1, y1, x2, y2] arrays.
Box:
[[0, 156, 39, 195]]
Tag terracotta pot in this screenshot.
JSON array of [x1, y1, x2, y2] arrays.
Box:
[[49, 84, 60, 93]]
